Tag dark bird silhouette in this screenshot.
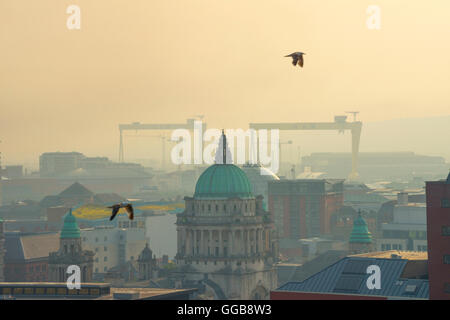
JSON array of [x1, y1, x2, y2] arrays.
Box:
[[285, 52, 306, 67], [108, 202, 134, 221]]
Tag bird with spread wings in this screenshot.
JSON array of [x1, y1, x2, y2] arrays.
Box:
[[285, 52, 306, 67], [108, 202, 134, 221]]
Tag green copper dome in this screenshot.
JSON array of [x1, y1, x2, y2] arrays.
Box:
[[350, 213, 372, 243], [60, 209, 81, 239], [194, 164, 253, 199]]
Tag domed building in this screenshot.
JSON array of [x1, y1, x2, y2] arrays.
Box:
[[241, 163, 279, 210], [138, 243, 156, 280], [48, 210, 94, 282], [174, 133, 278, 300]]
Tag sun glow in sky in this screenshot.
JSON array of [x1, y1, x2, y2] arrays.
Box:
[[1, 0, 449, 165]]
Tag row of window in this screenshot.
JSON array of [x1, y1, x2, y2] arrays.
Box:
[[118, 221, 141, 228], [191, 202, 257, 214], [184, 259, 259, 266], [0, 287, 106, 296], [442, 226, 450, 236], [94, 256, 108, 262], [27, 265, 47, 273], [443, 255, 450, 264], [381, 244, 403, 251], [381, 243, 428, 252]]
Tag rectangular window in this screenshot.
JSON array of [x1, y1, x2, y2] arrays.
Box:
[[442, 226, 450, 236], [444, 283, 450, 294], [442, 199, 450, 208], [444, 255, 450, 264]]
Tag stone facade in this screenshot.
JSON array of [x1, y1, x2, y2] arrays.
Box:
[[175, 195, 278, 299], [48, 211, 94, 282], [138, 243, 157, 280], [173, 134, 278, 299]]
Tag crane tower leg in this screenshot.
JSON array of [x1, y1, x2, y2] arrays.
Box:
[[349, 123, 362, 181], [119, 130, 124, 163]]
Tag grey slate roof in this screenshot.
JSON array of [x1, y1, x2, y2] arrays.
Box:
[[289, 250, 348, 283], [5, 232, 59, 262], [277, 256, 429, 299]]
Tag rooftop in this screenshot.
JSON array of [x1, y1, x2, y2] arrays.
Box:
[[275, 253, 429, 299], [97, 287, 197, 300], [350, 250, 427, 260]]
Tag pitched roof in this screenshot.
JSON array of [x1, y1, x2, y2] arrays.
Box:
[[5, 232, 59, 262], [289, 250, 348, 283], [277, 255, 429, 299], [58, 182, 94, 198], [20, 233, 60, 260]]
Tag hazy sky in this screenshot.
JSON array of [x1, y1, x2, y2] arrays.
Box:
[[1, 0, 449, 167]]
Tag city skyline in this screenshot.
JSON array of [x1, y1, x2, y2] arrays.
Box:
[[1, 0, 450, 165]]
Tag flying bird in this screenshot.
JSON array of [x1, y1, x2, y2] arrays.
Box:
[[285, 52, 306, 67], [108, 202, 134, 221]]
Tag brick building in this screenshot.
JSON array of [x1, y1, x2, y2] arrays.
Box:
[[426, 173, 450, 300], [268, 179, 344, 239], [0, 218, 4, 281], [4, 232, 59, 282]]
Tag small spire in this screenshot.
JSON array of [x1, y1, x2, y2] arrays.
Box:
[[222, 129, 226, 164], [214, 130, 233, 164]]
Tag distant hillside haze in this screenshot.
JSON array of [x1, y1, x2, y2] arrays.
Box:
[[362, 116, 450, 161]]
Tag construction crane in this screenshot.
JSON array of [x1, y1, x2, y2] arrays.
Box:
[[123, 134, 173, 170], [278, 140, 293, 177], [279, 140, 293, 167], [249, 115, 363, 181], [118, 119, 206, 163]]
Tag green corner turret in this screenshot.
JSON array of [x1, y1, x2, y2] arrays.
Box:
[[349, 211, 372, 244], [60, 209, 81, 239]]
